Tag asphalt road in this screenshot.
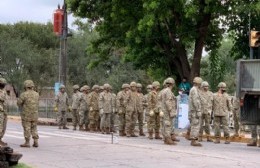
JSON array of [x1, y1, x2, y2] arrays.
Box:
[[3, 120, 260, 168]]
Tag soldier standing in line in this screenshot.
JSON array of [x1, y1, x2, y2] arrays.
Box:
[[161, 78, 178, 145], [124, 82, 139, 137], [0, 78, 8, 146], [17, 80, 39, 148], [231, 94, 240, 137], [213, 82, 232, 144], [136, 83, 145, 136], [109, 85, 117, 133], [78, 85, 89, 131], [99, 84, 113, 134], [189, 77, 203, 147], [147, 81, 162, 140], [88, 85, 100, 132], [54, 85, 70, 129], [143, 85, 152, 127], [72, 85, 81, 130], [198, 81, 213, 142], [117, 84, 130, 136], [97, 86, 104, 132]]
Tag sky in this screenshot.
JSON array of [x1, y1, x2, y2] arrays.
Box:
[[0, 0, 75, 27]]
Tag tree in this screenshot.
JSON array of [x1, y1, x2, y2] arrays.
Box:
[[67, 0, 236, 82]]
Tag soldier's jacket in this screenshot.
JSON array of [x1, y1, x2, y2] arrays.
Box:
[[55, 92, 69, 111], [200, 90, 213, 115], [161, 87, 177, 117], [124, 90, 138, 112], [89, 91, 99, 111], [112, 93, 117, 112], [213, 92, 232, 117], [17, 90, 39, 121], [79, 93, 88, 111], [116, 90, 127, 112], [137, 92, 144, 112], [143, 93, 149, 108], [72, 91, 81, 110], [0, 89, 7, 114], [147, 90, 158, 113], [157, 88, 165, 111], [99, 91, 113, 113], [189, 86, 201, 112]]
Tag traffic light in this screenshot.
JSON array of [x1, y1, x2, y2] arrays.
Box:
[[250, 30, 260, 47]]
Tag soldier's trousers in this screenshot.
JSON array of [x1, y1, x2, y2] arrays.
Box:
[[250, 125, 260, 141], [214, 116, 230, 137], [21, 120, 39, 140], [137, 111, 144, 130], [233, 109, 240, 134], [199, 113, 211, 136], [161, 114, 174, 139], [89, 110, 99, 128], [147, 113, 160, 133], [100, 113, 111, 129], [125, 111, 137, 133], [57, 111, 67, 126], [72, 109, 80, 127], [0, 113, 7, 139], [118, 113, 126, 131], [79, 110, 89, 127], [190, 111, 201, 139]]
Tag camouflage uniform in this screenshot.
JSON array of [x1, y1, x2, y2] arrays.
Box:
[[99, 84, 113, 134], [110, 92, 117, 132], [17, 80, 39, 147], [199, 88, 213, 139], [161, 86, 177, 143], [79, 86, 89, 130], [88, 85, 100, 131], [0, 78, 8, 145], [213, 82, 232, 143], [55, 87, 69, 128], [124, 82, 139, 137], [72, 85, 81, 130], [136, 87, 145, 136], [247, 125, 260, 146], [116, 84, 129, 136], [231, 95, 240, 136]]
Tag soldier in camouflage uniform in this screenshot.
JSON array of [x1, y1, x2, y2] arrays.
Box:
[[213, 82, 232, 144], [247, 125, 260, 147], [0, 78, 8, 146], [54, 85, 70, 129], [109, 85, 117, 133], [198, 81, 213, 142], [116, 84, 130, 136], [72, 85, 81, 130], [124, 82, 139, 137], [79, 85, 89, 131], [99, 84, 113, 134], [136, 83, 145, 136], [147, 81, 162, 140], [88, 85, 100, 132], [161, 78, 178, 145], [189, 77, 203, 147], [231, 94, 240, 137], [17, 80, 39, 148]]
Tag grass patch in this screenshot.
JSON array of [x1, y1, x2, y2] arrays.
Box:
[[11, 163, 32, 168]]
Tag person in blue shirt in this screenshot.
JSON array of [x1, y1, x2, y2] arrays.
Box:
[[178, 77, 191, 95]]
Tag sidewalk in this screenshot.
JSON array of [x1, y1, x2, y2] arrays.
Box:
[[8, 116, 57, 126]]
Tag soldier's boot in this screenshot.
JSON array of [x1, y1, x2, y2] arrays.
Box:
[[164, 137, 177, 145], [130, 130, 138, 137], [0, 139, 8, 146], [32, 139, 39, 148], [206, 135, 213, 142], [171, 134, 180, 142], [123, 131, 127, 136], [106, 127, 110, 134], [20, 138, 30, 148], [139, 129, 145, 136], [247, 140, 257, 146], [155, 132, 163, 140], [148, 132, 153, 140], [198, 136, 203, 142], [191, 139, 202, 147], [63, 126, 69, 129], [224, 137, 230, 144], [119, 131, 124, 136], [214, 137, 220, 144]]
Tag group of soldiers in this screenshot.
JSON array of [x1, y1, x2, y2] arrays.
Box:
[[54, 76, 249, 147]]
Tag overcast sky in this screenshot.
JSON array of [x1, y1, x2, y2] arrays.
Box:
[[0, 0, 75, 27]]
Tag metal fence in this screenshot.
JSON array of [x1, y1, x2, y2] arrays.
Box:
[[8, 98, 57, 119]]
